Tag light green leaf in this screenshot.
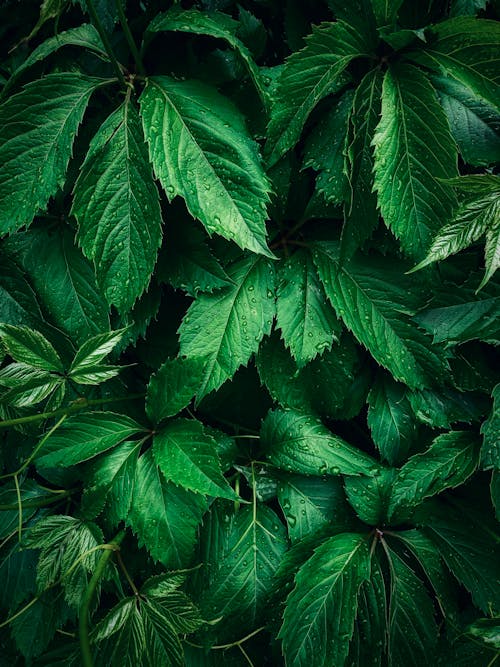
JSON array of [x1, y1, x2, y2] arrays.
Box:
[[312, 242, 450, 389], [153, 419, 237, 500], [0, 324, 62, 371], [69, 329, 125, 373], [68, 364, 122, 385], [467, 618, 500, 650], [266, 21, 374, 166], [340, 68, 383, 261], [372, 63, 458, 259], [277, 475, 355, 542], [7, 228, 110, 346], [0, 74, 104, 235], [198, 505, 287, 641], [36, 412, 144, 468], [127, 450, 207, 567], [179, 255, 275, 399], [2, 24, 108, 98], [146, 356, 206, 424], [433, 74, 500, 167], [386, 545, 438, 666], [140, 76, 272, 257], [367, 374, 417, 465], [261, 407, 378, 476], [82, 440, 142, 525], [303, 90, 352, 205], [72, 99, 162, 312], [481, 384, 500, 470], [147, 8, 268, 110], [408, 18, 500, 111], [157, 223, 232, 296], [388, 431, 480, 522], [280, 533, 371, 667], [0, 363, 63, 408], [419, 501, 500, 614], [345, 468, 397, 526], [276, 249, 340, 367]]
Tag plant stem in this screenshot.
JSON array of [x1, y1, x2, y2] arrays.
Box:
[[0, 489, 73, 511], [0, 393, 145, 429], [79, 530, 125, 667], [115, 0, 145, 76], [85, 0, 127, 86], [116, 550, 140, 596]]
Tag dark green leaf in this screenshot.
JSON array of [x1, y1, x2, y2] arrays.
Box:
[[481, 384, 500, 470], [146, 356, 206, 424], [0, 323, 62, 371]]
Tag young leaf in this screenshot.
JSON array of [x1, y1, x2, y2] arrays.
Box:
[[82, 440, 142, 524], [72, 99, 163, 312], [303, 90, 353, 205], [372, 63, 458, 259], [146, 356, 206, 424], [266, 21, 375, 166], [0, 324, 62, 371], [385, 545, 438, 666], [312, 242, 450, 389], [179, 255, 275, 399], [280, 532, 371, 667], [140, 76, 272, 257], [388, 431, 480, 522], [481, 384, 500, 470], [340, 68, 383, 260], [153, 418, 237, 500], [277, 475, 355, 542], [127, 450, 207, 567], [0, 74, 104, 235], [408, 18, 500, 111], [147, 8, 268, 110], [276, 249, 340, 367], [198, 505, 288, 641], [261, 407, 378, 476], [367, 374, 417, 465], [35, 412, 144, 468]]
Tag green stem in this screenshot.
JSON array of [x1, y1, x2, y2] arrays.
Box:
[[0, 393, 145, 429], [0, 489, 73, 511], [86, 0, 127, 86], [114, 0, 145, 76], [79, 530, 125, 667]]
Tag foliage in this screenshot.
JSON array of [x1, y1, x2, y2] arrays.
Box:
[[0, 0, 499, 665]]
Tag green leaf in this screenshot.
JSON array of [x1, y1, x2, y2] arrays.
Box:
[[36, 412, 144, 468], [146, 356, 206, 424], [92, 598, 146, 667], [2, 24, 108, 97], [7, 228, 110, 346], [388, 431, 480, 522], [303, 89, 352, 205], [385, 545, 438, 666], [157, 223, 232, 296], [433, 74, 500, 167], [153, 419, 237, 500], [69, 329, 126, 374], [0, 543, 37, 610], [340, 68, 383, 261], [408, 18, 500, 111], [449, 0, 487, 16], [280, 532, 371, 667], [25, 0, 65, 42], [481, 384, 500, 470], [11, 590, 67, 660], [372, 63, 458, 259], [261, 407, 378, 476], [82, 440, 142, 525], [0, 324, 62, 371], [367, 374, 417, 465], [0, 73, 104, 235], [276, 249, 340, 367], [312, 242, 450, 389], [147, 8, 268, 110], [412, 176, 500, 289], [198, 505, 288, 641], [345, 468, 397, 526], [140, 76, 272, 257], [491, 471, 500, 521], [0, 363, 63, 407], [277, 475, 355, 542], [127, 449, 207, 567], [266, 21, 374, 166], [418, 500, 500, 614], [467, 618, 500, 650], [179, 255, 275, 399], [72, 99, 162, 312], [370, 0, 403, 27], [408, 385, 488, 428], [0, 480, 55, 539], [0, 251, 47, 330]]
